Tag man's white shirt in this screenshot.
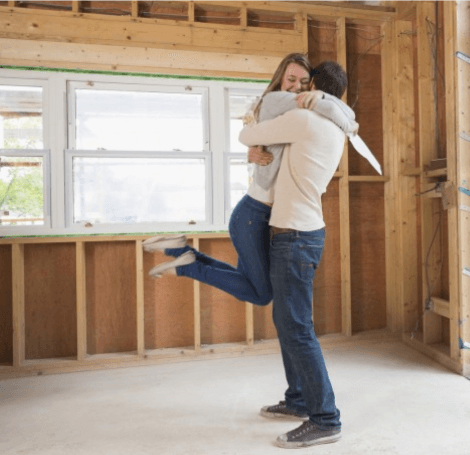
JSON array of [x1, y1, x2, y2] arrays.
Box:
[[239, 108, 345, 231]]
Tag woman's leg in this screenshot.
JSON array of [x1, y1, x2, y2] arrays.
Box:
[[166, 195, 273, 306]]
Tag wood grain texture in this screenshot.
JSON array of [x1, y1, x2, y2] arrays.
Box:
[[349, 183, 387, 333], [0, 245, 13, 364], [86, 242, 137, 354], [143, 249, 194, 350], [199, 238, 246, 345], [24, 243, 77, 360]]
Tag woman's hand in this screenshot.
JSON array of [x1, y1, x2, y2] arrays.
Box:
[[297, 90, 323, 110], [248, 146, 273, 166]]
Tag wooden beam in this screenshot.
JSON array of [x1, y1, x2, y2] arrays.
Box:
[[443, 0, 460, 362], [136, 240, 145, 357], [348, 176, 389, 182], [336, 16, 351, 337], [296, 13, 309, 53], [382, 19, 401, 333], [0, 232, 232, 246], [76, 242, 87, 361], [0, 38, 280, 79], [72, 1, 80, 14], [416, 2, 442, 346], [131, 1, 138, 18], [12, 243, 25, 367], [188, 1, 195, 23], [7, 1, 16, 7], [429, 297, 450, 319], [246, 303, 254, 346], [396, 19, 420, 335], [455, 0, 470, 378], [192, 238, 201, 352], [240, 6, 247, 28], [0, 8, 303, 57], [214, 1, 396, 22]]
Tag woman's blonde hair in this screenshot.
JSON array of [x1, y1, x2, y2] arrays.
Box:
[[252, 53, 312, 121]]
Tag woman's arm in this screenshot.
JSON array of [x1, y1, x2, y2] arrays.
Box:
[[239, 110, 308, 147]]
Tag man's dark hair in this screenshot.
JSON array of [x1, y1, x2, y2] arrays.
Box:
[[310, 61, 348, 99]]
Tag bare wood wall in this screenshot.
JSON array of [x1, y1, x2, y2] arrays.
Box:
[[2, 1, 464, 377]]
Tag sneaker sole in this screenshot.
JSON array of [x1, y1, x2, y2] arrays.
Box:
[[260, 409, 309, 421], [274, 433, 341, 449]]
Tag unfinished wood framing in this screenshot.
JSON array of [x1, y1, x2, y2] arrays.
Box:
[[455, 0, 470, 377], [1, 0, 468, 378], [76, 242, 87, 361], [336, 16, 352, 337], [12, 244, 25, 368]]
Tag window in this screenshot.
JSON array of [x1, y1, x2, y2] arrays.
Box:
[[224, 88, 262, 218], [0, 82, 50, 228], [0, 68, 267, 235]]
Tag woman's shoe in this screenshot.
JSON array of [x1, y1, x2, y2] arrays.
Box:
[[148, 251, 195, 278], [142, 234, 187, 253]]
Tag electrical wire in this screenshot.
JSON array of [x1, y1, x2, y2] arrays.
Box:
[[347, 35, 384, 109]]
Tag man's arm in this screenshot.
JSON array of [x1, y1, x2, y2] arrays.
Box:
[[239, 109, 308, 147]]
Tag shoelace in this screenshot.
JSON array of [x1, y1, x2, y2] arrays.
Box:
[[291, 421, 313, 438]]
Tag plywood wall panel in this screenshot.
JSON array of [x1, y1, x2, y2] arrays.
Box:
[[86, 241, 137, 354], [24, 243, 76, 360], [349, 183, 387, 332], [314, 179, 342, 335], [143, 245, 194, 349], [346, 26, 384, 176], [199, 238, 246, 345], [307, 19, 337, 67], [0, 245, 12, 364]]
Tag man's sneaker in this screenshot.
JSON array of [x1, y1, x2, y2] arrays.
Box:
[[275, 421, 341, 449], [142, 234, 187, 253], [260, 401, 309, 421], [148, 251, 195, 278]]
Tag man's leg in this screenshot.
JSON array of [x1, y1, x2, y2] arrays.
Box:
[[270, 230, 341, 430]]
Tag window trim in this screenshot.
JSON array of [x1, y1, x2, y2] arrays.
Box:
[[0, 67, 268, 236], [64, 149, 213, 230]]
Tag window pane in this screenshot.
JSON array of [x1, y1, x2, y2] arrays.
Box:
[[0, 86, 43, 149], [229, 158, 252, 213], [0, 156, 44, 226], [228, 92, 260, 153], [75, 89, 205, 152], [73, 157, 206, 224]]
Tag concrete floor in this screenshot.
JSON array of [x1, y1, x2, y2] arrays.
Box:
[[0, 340, 469, 455]]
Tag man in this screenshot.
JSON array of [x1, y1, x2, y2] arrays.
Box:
[[239, 61, 347, 449]]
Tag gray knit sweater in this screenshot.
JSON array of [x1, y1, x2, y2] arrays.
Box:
[[253, 91, 358, 190]]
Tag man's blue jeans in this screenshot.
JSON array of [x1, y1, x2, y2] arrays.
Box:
[[270, 228, 341, 429], [165, 195, 272, 306]]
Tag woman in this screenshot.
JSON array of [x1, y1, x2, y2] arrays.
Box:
[[143, 54, 356, 306]]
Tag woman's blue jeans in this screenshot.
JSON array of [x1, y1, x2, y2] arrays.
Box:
[[165, 195, 273, 306], [270, 228, 341, 429]]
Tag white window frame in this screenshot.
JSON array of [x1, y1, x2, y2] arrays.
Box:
[[0, 76, 51, 235], [223, 87, 264, 224], [65, 81, 212, 231], [0, 67, 268, 235], [64, 149, 212, 231]]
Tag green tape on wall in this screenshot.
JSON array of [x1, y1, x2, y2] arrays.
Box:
[[0, 65, 270, 84]]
